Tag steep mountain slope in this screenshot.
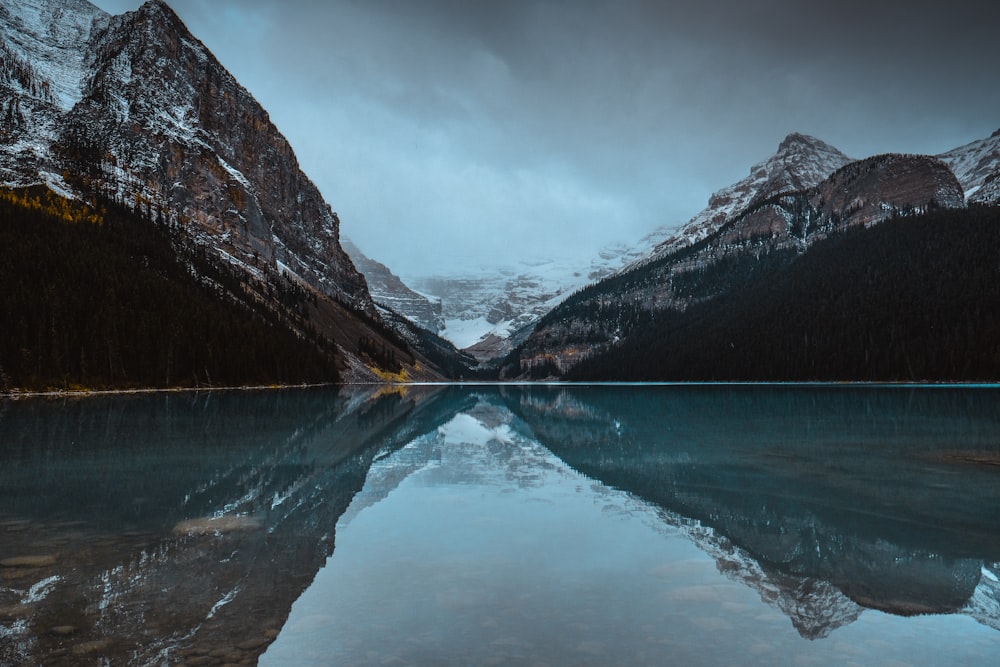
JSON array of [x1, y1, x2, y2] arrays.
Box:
[[1, 0, 361, 289], [57, 0, 372, 311], [647, 133, 854, 259], [0, 0, 467, 382], [938, 128, 1000, 204], [0, 186, 342, 390], [506, 151, 967, 379], [0, 0, 102, 108], [566, 207, 1000, 382], [342, 239, 444, 334], [0, 0, 105, 190]]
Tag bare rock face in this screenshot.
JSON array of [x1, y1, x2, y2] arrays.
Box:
[[814, 154, 964, 220], [343, 239, 445, 333], [1, 0, 373, 314], [726, 153, 966, 249], [648, 133, 854, 259]]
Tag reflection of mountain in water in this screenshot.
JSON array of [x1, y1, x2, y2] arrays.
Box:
[[0, 386, 461, 666], [502, 385, 1000, 638], [5, 385, 1000, 663], [340, 393, 572, 527]]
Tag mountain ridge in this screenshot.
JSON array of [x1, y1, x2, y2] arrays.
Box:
[[504, 150, 973, 379], [342, 238, 445, 334], [0, 0, 474, 383], [399, 129, 1000, 358], [5, 0, 999, 382]]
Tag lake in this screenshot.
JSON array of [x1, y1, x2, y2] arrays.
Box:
[[2, 384, 999, 666]]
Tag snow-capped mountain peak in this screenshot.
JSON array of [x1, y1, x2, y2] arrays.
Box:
[[1, 0, 374, 313], [648, 132, 854, 259], [399, 135, 853, 355], [937, 128, 1000, 204]]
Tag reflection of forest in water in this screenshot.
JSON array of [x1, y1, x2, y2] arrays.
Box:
[[2, 385, 1000, 665], [0, 386, 465, 666], [504, 385, 1000, 637]]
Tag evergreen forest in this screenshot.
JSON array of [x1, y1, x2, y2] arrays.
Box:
[[0, 187, 341, 391], [566, 207, 1000, 382]]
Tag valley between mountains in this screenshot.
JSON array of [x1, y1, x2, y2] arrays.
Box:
[[3, 0, 1000, 390]]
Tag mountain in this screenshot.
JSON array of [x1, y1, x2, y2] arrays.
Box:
[[407, 244, 673, 361], [647, 132, 855, 260], [504, 140, 975, 379], [404, 134, 852, 360], [0, 188, 346, 391], [342, 239, 444, 334], [938, 128, 1000, 205], [0, 0, 469, 383], [563, 206, 1000, 382], [407, 130, 996, 365], [410, 260, 591, 359]]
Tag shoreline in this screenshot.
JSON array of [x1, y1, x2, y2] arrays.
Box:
[[0, 382, 343, 400], [4, 379, 1000, 400]]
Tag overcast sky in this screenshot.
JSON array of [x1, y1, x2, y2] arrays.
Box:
[[92, 0, 1000, 280]]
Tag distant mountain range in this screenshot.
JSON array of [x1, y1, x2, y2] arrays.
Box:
[[502, 139, 1000, 380], [355, 130, 1000, 366], [345, 240, 671, 361], [3, 0, 999, 385]]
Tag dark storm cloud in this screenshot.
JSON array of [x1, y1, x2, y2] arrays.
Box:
[[93, 0, 1000, 278]]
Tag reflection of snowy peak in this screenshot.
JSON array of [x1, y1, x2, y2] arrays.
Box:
[[962, 564, 1000, 632], [657, 510, 864, 640]]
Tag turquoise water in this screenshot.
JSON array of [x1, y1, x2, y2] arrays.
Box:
[[2, 385, 999, 665]]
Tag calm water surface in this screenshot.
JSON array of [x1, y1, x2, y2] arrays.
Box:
[[2, 385, 1000, 665]]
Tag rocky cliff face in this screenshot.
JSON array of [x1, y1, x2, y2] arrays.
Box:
[[1, 0, 373, 314], [648, 133, 854, 260], [343, 239, 445, 333], [715, 153, 965, 250], [0, 0, 105, 181]]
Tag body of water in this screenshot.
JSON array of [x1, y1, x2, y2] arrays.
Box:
[[2, 385, 999, 665]]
